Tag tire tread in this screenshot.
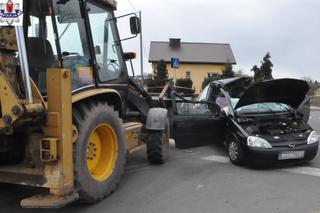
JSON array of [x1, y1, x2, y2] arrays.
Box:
[[73, 100, 125, 203]]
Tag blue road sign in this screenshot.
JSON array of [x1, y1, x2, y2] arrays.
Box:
[[171, 57, 180, 69]]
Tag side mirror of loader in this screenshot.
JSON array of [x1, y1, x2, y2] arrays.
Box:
[[130, 16, 140, 35], [113, 13, 140, 42], [123, 52, 136, 61]]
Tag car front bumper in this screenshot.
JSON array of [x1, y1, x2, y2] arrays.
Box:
[[243, 142, 319, 165]]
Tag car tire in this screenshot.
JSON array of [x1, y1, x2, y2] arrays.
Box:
[[227, 134, 246, 165]]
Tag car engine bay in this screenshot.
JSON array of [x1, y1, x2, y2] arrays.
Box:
[[237, 115, 311, 142]]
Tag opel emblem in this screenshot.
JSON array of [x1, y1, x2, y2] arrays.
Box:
[[288, 143, 295, 149]]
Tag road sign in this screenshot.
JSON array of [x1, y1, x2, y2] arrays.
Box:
[[171, 57, 180, 69]]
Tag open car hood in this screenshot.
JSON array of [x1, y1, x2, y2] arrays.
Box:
[[234, 78, 309, 110]]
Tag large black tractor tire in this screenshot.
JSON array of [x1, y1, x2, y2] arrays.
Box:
[[73, 101, 125, 203], [146, 121, 170, 164]]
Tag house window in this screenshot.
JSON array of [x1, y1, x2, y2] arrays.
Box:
[[208, 73, 219, 78], [186, 71, 191, 79]]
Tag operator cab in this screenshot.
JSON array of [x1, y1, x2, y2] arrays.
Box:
[[24, 0, 128, 94]]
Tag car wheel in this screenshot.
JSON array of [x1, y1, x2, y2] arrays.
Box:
[[228, 136, 245, 165]]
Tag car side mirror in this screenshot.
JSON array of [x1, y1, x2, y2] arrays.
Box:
[[130, 16, 141, 35], [207, 103, 221, 116]]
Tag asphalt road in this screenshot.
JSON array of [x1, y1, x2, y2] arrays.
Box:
[[4, 109, 320, 213]]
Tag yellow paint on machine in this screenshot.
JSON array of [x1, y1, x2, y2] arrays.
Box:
[[72, 88, 121, 104], [123, 122, 143, 151], [87, 124, 118, 182]]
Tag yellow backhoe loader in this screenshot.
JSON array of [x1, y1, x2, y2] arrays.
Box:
[[0, 0, 170, 208]]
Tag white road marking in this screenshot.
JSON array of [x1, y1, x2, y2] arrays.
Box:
[[201, 154, 320, 178], [280, 167, 320, 177], [200, 155, 230, 163]]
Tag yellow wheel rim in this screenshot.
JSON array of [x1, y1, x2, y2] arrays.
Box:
[[86, 124, 118, 181]]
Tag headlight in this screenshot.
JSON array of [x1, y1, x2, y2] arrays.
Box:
[[307, 131, 319, 144], [247, 136, 272, 149]]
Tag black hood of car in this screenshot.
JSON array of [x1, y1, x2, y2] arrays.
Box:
[[234, 78, 309, 110]]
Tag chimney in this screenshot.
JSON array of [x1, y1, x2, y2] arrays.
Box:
[[169, 38, 181, 48]]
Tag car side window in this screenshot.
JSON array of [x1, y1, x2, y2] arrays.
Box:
[[176, 102, 212, 115]]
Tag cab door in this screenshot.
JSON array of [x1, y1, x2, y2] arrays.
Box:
[[172, 101, 227, 149], [86, 2, 129, 105]]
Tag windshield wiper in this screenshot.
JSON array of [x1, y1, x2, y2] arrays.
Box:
[[237, 111, 259, 115], [261, 103, 285, 121], [277, 103, 291, 112]]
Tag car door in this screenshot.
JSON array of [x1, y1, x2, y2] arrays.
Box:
[[172, 100, 227, 149]]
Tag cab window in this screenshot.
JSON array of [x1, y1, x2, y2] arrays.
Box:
[[25, 0, 94, 93], [55, 0, 93, 90], [87, 2, 124, 82]]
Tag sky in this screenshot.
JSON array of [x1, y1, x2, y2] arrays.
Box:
[[116, 0, 320, 81]]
